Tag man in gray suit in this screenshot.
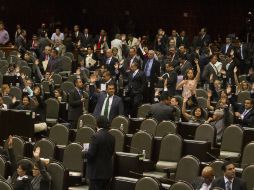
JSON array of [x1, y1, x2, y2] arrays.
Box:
[[93, 82, 124, 122], [150, 92, 175, 123]]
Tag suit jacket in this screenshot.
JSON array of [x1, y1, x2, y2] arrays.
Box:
[[128, 70, 146, 96], [176, 36, 189, 48], [72, 31, 83, 43], [240, 107, 254, 128], [211, 176, 246, 190], [222, 61, 236, 84], [202, 63, 219, 83], [150, 102, 175, 123], [197, 34, 211, 48], [175, 61, 192, 76], [68, 88, 83, 121], [103, 56, 118, 76], [84, 128, 115, 179], [46, 57, 63, 73], [81, 34, 93, 48], [221, 43, 234, 55], [235, 44, 250, 63], [93, 92, 124, 122], [15, 35, 27, 53], [142, 58, 160, 84]]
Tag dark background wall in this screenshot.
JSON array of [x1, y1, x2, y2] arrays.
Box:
[[0, 0, 253, 41]]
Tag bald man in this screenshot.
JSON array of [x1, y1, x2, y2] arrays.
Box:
[[191, 166, 215, 190]]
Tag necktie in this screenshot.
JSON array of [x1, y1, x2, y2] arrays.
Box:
[[103, 96, 110, 118], [226, 180, 232, 190]]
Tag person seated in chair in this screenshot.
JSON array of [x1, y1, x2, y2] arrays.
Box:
[[7, 135, 33, 190], [191, 166, 215, 190], [235, 98, 254, 128]]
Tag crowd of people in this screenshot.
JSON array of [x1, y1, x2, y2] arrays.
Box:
[[0, 20, 254, 189]]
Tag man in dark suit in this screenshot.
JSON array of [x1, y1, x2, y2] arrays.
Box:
[[83, 116, 115, 190], [15, 29, 28, 57], [176, 30, 189, 48], [46, 48, 63, 74], [211, 161, 246, 190], [150, 92, 175, 123], [221, 54, 237, 85], [191, 166, 215, 190], [72, 25, 83, 44], [202, 54, 220, 84], [68, 79, 85, 128], [221, 36, 234, 55], [93, 83, 124, 122], [81, 28, 93, 48], [161, 62, 177, 96], [128, 62, 146, 117], [196, 28, 211, 49], [142, 50, 160, 103], [175, 54, 192, 76], [102, 49, 118, 76], [235, 39, 251, 74], [235, 98, 254, 128]]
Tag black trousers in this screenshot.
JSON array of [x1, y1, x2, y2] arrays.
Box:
[[89, 179, 110, 190]]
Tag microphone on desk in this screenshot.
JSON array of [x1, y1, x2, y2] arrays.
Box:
[[206, 152, 218, 160]]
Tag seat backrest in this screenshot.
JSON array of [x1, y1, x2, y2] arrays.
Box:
[[131, 131, 153, 160], [0, 65, 8, 75], [111, 115, 129, 134], [60, 81, 75, 94], [241, 164, 254, 190], [4, 136, 25, 161], [45, 98, 60, 119], [135, 177, 161, 190], [137, 104, 151, 118], [51, 74, 62, 86], [0, 155, 7, 179], [64, 52, 74, 61], [109, 129, 125, 152], [34, 138, 55, 159], [61, 56, 72, 71], [49, 124, 69, 145], [47, 161, 68, 190], [220, 125, 243, 153], [159, 134, 183, 162], [209, 160, 224, 178], [195, 124, 216, 147], [2, 96, 12, 106], [75, 127, 95, 144], [175, 155, 200, 183], [196, 88, 208, 99], [20, 66, 32, 78], [0, 60, 9, 68], [0, 179, 14, 190], [41, 81, 50, 94], [77, 113, 97, 130], [237, 91, 250, 104], [140, 118, 157, 136], [169, 181, 194, 190], [63, 143, 83, 172], [0, 73, 2, 87], [9, 86, 22, 101], [241, 142, 254, 169], [156, 121, 177, 137], [197, 97, 208, 109]]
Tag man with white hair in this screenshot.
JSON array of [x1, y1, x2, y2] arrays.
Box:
[[205, 108, 229, 142]]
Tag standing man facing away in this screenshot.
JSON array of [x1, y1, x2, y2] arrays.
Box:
[[83, 116, 115, 190]]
